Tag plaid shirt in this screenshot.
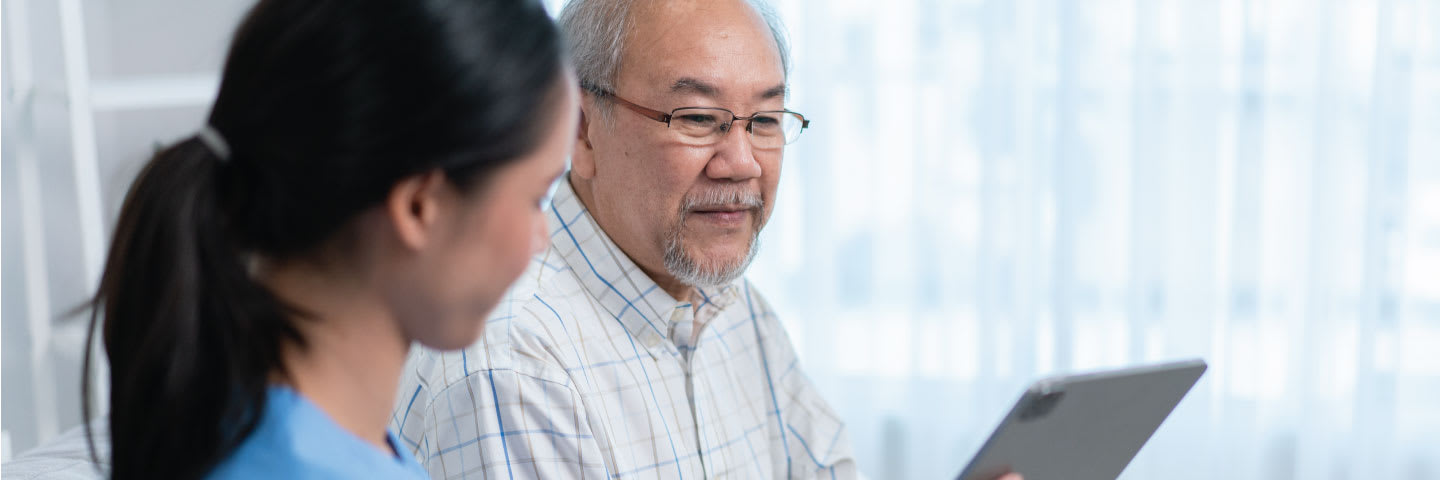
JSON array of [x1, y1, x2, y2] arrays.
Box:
[[391, 179, 857, 479]]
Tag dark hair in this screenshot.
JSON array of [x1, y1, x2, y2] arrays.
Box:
[[81, 0, 565, 478]]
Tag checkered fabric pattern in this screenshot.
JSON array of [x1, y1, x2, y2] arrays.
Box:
[[390, 179, 857, 479]]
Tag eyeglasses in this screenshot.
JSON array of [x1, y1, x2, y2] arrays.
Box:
[[588, 87, 810, 149]]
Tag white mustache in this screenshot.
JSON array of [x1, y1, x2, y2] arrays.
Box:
[[682, 188, 763, 211]]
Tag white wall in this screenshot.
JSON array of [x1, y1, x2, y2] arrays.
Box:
[[1, 0, 253, 456]]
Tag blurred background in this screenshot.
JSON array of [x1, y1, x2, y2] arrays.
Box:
[[2, 0, 1437, 478]]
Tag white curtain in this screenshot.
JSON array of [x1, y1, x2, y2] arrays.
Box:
[[747, 0, 1440, 478]]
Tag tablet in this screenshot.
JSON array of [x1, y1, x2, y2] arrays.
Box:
[[954, 359, 1207, 480]]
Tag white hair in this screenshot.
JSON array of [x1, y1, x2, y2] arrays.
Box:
[[557, 0, 792, 122], [664, 232, 761, 288], [662, 187, 765, 288]]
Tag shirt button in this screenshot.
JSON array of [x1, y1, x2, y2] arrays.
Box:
[[642, 330, 664, 349], [671, 309, 687, 323]]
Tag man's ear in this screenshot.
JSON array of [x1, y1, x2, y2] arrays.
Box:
[[571, 100, 598, 180], [385, 169, 449, 251]]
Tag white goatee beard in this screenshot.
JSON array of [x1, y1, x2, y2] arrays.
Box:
[[662, 188, 764, 288]]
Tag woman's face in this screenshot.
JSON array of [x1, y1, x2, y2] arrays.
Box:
[[396, 77, 579, 351]]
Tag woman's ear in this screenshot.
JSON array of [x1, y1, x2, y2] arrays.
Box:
[[385, 169, 450, 250]]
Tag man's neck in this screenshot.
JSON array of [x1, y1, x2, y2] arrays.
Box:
[[652, 272, 698, 305]]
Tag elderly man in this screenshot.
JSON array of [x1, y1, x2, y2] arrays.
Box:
[[389, 0, 855, 478]]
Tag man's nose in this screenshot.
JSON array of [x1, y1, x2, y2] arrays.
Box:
[[704, 122, 762, 181]]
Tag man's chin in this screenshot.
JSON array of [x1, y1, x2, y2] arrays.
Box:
[[678, 242, 752, 268], [664, 240, 757, 287]]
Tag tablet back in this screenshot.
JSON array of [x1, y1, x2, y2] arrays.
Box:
[[955, 359, 1208, 480]]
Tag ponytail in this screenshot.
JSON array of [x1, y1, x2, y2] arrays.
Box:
[[83, 136, 299, 480], [80, 0, 565, 476]]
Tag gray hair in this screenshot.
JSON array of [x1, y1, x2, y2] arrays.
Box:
[[557, 0, 791, 122], [663, 187, 765, 288]]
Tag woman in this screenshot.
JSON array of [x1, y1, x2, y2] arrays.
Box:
[[80, 0, 576, 478]]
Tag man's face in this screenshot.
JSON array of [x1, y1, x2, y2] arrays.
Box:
[[571, 0, 787, 292]]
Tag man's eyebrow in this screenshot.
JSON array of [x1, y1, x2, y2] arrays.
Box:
[[759, 84, 788, 100], [670, 78, 720, 97]]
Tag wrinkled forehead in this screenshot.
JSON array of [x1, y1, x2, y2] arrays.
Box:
[[618, 0, 786, 101]]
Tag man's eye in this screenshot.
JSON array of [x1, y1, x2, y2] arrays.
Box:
[[676, 114, 718, 126], [752, 115, 780, 126]]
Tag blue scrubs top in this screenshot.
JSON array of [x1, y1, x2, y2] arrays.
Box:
[[207, 386, 428, 479]]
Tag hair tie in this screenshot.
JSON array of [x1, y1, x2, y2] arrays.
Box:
[[197, 125, 232, 162]]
